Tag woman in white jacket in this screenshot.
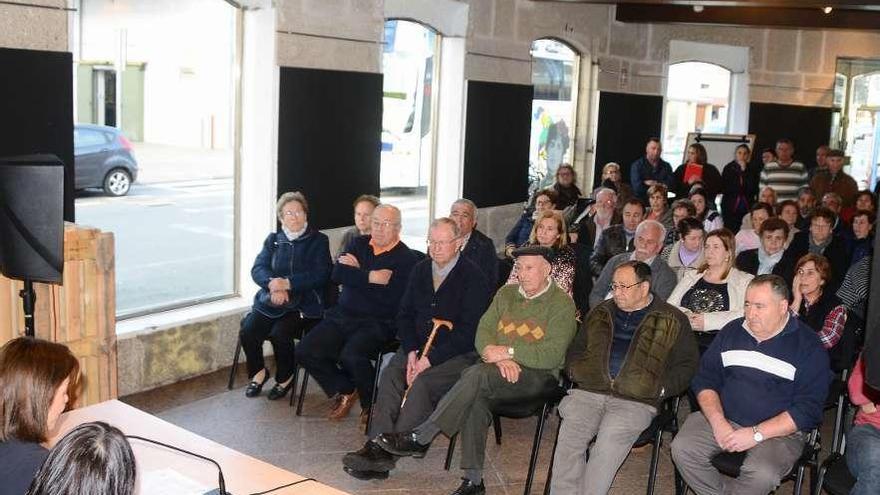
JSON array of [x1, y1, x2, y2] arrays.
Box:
[[668, 228, 754, 354]]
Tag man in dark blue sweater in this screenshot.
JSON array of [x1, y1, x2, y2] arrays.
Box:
[[630, 137, 676, 203], [341, 217, 491, 480], [450, 198, 499, 289], [296, 204, 417, 422], [671, 274, 831, 494]]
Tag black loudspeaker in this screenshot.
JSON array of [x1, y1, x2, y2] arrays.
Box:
[[0, 154, 65, 283]]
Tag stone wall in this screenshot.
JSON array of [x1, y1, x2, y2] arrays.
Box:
[[0, 1, 68, 52]]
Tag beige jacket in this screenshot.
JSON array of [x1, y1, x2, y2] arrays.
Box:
[[663, 241, 705, 282], [667, 267, 754, 331]]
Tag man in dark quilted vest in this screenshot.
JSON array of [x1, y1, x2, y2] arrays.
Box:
[[549, 260, 699, 495]]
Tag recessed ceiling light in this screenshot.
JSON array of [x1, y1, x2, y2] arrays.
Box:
[[693, 5, 704, 13], [823, 6, 833, 14]]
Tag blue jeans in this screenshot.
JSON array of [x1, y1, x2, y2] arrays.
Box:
[[847, 423, 880, 495]]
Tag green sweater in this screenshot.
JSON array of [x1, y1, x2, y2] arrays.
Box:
[[475, 281, 577, 375]]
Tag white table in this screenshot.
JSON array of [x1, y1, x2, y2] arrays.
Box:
[[50, 400, 350, 495]]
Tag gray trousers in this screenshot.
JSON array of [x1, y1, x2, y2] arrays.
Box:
[[424, 362, 557, 471], [549, 389, 656, 495], [368, 350, 479, 438], [671, 412, 805, 495]]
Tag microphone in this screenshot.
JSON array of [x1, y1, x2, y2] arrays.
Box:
[[126, 435, 232, 495]]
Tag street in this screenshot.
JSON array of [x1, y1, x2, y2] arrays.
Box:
[[75, 178, 235, 316]]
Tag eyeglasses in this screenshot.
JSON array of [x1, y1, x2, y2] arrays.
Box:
[[371, 220, 399, 229], [426, 238, 458, 248], [282, 211, 305, 218], [609, 281, 643, 292]]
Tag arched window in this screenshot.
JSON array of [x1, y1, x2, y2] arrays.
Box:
[[662, 61, 732, 165], [529, 39, 579, 190], [380, 19, 440, 244]]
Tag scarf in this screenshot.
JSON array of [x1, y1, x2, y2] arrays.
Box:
[[678, 244, 702, 267], [809, 236, 832, 255], [757, 247, 783, 275], [282, 223, 307, 241]]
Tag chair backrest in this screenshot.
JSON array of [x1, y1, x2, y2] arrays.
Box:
[[828, 309, 864, 373]]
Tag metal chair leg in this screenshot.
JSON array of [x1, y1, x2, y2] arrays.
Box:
[[493, 414, 503, 445], [295, 370, 310, 416], [444, 434, 457, 471], [646, 428, 663, 495], [523, 403, 550, 495], [227, 338, 242, 390], [543, 413, 564, 495], [288, 366, 300, 407], [365, 350, 386, 435]]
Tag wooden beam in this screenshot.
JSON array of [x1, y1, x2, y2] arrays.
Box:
[[615, 4, 880, 29]]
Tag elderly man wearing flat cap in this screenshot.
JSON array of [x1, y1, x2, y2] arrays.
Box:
[[374, 245, 578, 495]]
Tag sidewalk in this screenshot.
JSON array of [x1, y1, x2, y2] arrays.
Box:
[[132, 142, 233, 184]]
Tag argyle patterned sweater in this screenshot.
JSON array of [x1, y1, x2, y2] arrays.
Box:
[[474, 281, 577, 375]]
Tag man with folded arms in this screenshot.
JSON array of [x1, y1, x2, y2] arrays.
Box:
[[341, 218, 490, 480], [296, 204, 417, 422], [671, 274, 831, 494], [549, 260, 699, 494], [374, 246, 577, 495]]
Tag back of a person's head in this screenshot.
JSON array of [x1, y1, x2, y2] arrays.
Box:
[[0, 337, 80, 443], [27, 422, 136, 495]]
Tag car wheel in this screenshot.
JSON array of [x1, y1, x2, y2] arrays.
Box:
[[103, 168, 132, 196]]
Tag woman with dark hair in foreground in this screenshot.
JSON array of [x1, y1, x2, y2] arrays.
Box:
[[27, 421, 136, 495]]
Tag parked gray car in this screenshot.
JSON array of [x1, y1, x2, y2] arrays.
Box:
[[74, 123, 139, 196]]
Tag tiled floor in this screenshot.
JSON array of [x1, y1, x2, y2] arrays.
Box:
[[122, 365, 825, 495]]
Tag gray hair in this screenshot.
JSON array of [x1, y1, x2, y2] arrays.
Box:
[[276, 191, 308, 221], [374, 204, 402, 225], [594, 187, 617, 201], [430, 217, 461, 238], [749, 274, 790, 301], [636, 219, 666, 244], [451, 198, 477, 214]]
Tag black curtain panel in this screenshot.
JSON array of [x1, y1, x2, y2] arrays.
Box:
[[0, 48, 74, 222], [748, 102, 832, 166], [462, 81, 533, 208], [593, 92, 664, 190], [277, 67, 383, 230]]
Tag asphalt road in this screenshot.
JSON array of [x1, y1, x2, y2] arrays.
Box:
[[75, 178, 235, 316], [75, 179, 429, 317]]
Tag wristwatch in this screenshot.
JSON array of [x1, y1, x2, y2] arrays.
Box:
[[507, 347, 515, 358], [752, 425, 764, 443]]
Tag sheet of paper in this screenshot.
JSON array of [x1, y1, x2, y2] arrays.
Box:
[[139, 468, 211, 495]]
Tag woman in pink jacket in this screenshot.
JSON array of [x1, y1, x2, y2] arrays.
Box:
[[847, 354, 880, 495]]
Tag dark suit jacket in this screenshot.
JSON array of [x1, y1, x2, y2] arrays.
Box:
[[461, 229, 499, 289], [590, 224, 634, 277]]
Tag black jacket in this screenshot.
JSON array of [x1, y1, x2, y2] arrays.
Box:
[[461, 229, 499, 289], [673, 162, 722, 203], [720, 160, 761, 232], [396, 256, 491, 366], [735, 248, 795, 288], [590, 224, 634, 277]]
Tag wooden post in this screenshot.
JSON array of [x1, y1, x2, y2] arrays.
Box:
[[0, 223, 117, 406]]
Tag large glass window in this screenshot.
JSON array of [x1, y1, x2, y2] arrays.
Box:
[[529, 39, 578, 192], [380, 20, 439, 247], [73, 0, 237, 317], [832, 58, 880, 190], [662, 62, 731, 165]]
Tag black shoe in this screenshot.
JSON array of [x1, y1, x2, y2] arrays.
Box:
[[374, 431, 429, 458], [245, 369, 270, 398], [343, 466, 389, 481], [450, 478, 485, 495], [343, 440, 396, 472], [266, 380, 294, 401]]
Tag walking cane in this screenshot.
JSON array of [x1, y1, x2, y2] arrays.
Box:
[[400, 318, 454, 408]]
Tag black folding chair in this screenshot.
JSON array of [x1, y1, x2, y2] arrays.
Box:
[[443, 381, 566, 495]]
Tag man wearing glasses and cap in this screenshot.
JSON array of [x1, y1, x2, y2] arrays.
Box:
[[548, 260, 698, 494], [373, 245, 577, 495]]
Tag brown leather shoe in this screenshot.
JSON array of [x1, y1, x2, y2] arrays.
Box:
[[328, 391, 359, 420]]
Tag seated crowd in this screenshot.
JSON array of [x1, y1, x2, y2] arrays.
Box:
[[1, 137, 876, 495]]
